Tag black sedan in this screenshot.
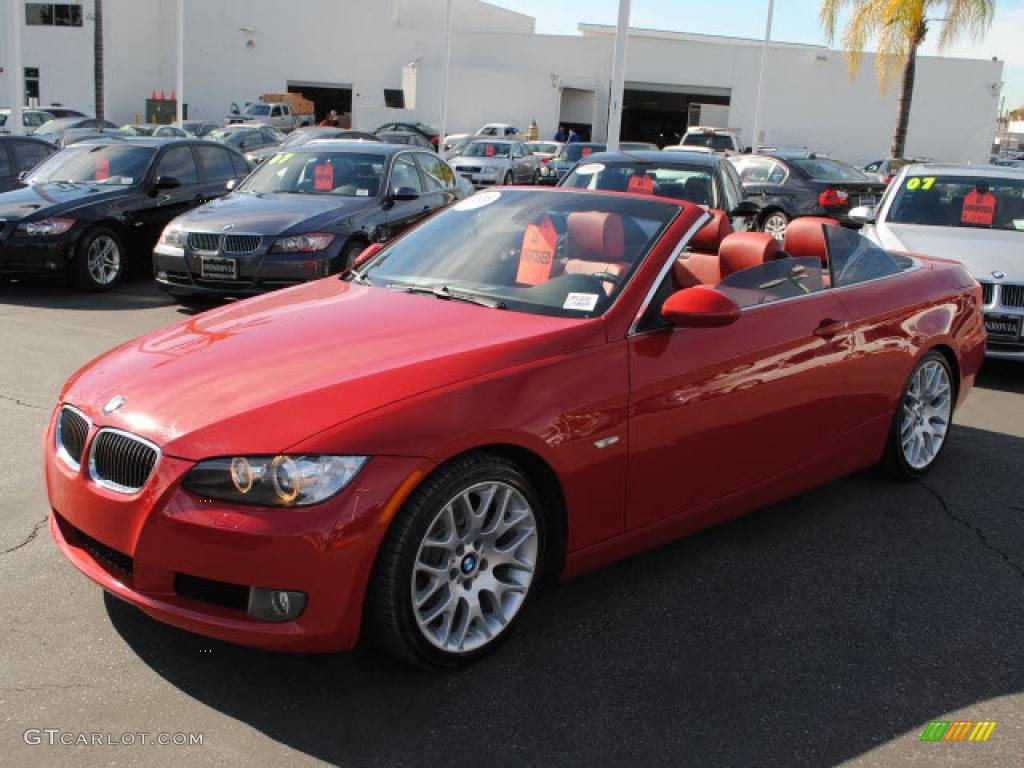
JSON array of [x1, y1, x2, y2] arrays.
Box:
[[374, 122, 440, 149], [245, 126, 381, 166], [0, 135, 56, 192], [33, 116, 120, 143], [208, 125, 285, 155], [539, 142, 606, 185], [729, 151, 886, 239], [153, 143, 468, 302], [0, 138, 249, 290]]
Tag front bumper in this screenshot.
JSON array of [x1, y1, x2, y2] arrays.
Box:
[[979, 282, 1024, 360], [45, 410, 428, 652], [453, 169, 503, 188], [153, 242, 340, 298], [0, 233, 77, 276]]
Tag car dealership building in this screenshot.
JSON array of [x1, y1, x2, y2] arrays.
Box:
[[0, 0, 1005, 164]]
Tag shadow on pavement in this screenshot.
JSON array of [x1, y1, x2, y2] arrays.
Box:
[[106, 425, 1024, 767], [0, 275, 176, 311], [975, 358, 1024, 395]]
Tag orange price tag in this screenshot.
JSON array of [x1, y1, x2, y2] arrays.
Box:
[[627, 174, 654, 195], [961, 190, 996, 225], [581, 147, 593, 157], [485, 144, 495, 157], [313, 162, 333, 191], [516, 217, 558, 286], [95, 157, 110, 181]]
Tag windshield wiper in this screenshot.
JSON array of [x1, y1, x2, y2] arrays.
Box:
[[386, 282, 507, 309]]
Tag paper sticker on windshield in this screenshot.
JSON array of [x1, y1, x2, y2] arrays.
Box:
[[564, 292, 599, 311], [961, 190, 996, 226], [454, 190, 500, 211], [94, 157, 110, 181], [575, 163, 605, 176], [356, 188, 370, 196], [314, 162, 333, 191], [485, 144, 496, 157], [517, 216, 557, 286], [627, 173, 654, 195]]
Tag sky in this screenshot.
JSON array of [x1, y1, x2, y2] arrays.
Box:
[[488, 0, 1024, 112]]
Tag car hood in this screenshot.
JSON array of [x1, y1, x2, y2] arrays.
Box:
[[0, 182, 128, 220], [877, 223, 1024, 279], [170, 192, 376, 236], [60, 279, 604, 459], [452, 156, 511, 168]]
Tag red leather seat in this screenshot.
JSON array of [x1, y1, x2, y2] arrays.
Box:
[[563, 211, 628, 292], [782, 216, 839, 265], [719, 232, 780, 278], [673, 209, 732, 287]]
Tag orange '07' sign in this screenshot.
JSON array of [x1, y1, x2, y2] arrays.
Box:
[[516, 217, 557, 285], [95, 157, 110, 181], [314, 163, 333, 191], [961, 191, 996, 225]]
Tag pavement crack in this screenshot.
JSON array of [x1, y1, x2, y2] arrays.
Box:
[[919, 481, 1024, 581], [0, 393, 46, 410], [0, 517, 48, 558]]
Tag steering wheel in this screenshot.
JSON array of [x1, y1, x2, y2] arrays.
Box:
[[589, 271, 622, 286]]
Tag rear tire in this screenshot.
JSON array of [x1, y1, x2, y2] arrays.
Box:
[[878, 351, 954, 481], [760, 211, 790, 241], [502, 171, 512, 186], [365, 452, 547, 667]]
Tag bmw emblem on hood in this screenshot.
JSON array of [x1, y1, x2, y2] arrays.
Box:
[[992, 271, 1005, 280], [101, 395, 126, 415], [223, 224, 234, 231]]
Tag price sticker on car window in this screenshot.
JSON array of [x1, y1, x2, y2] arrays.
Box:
[[454, 190, 500, 211], [563, 292, 599, 311], [485, 144, 496, 157], [581, 147, 593, 157], [313, 162, 333, 191], [516, 216, 557, 286], [575, 163, 604, 176], [95, 157, 110, 181], [905, 176, 936, 191]]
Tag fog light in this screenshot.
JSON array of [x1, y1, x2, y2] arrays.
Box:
[[247, 588, 307, 622], [156, 270, 168, 280]]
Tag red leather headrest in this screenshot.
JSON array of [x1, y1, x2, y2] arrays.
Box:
[[719, 232, 780, 277], [568, 211, 625, 262], [689, 209, 732, 252], [783, 217, 838, 264]]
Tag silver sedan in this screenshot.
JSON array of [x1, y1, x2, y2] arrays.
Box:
[[449, 139, 540, 187]]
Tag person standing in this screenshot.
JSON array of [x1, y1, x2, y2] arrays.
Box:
[[319, 109, 339, 127], [567, 128, 580, 143], [555, 125, 567, 142]]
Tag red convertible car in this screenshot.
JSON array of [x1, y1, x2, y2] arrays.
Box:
[[45, 188, 985, 666]]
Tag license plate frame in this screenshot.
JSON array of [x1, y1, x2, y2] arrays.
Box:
[[984, 313, 1021, 340], [200, 256, 237, 280]]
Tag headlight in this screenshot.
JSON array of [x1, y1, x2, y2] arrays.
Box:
[[540, 166, 552, 176], [159, 225, 186, 247], [270, 233, 335, 253], [183, 455, 368, 507], [18, 217, 74, 236]]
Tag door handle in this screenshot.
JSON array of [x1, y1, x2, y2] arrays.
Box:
[[813, 318, 847, 339]]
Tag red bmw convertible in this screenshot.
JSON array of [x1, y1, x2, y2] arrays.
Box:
[[45, 188, 985, 666]]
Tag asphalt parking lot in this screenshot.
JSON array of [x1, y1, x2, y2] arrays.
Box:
[[1, 276, 1022, 768]]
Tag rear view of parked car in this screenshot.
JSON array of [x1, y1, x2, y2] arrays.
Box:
[[0, 138, 248, 290], [0, 135, 56, 192], [539, 142, 606, 185]]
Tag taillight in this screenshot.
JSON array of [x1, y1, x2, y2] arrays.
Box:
[[818, 188, 849, 207], [540, 157, 550, 164]]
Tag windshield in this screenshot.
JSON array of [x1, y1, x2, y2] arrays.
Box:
[[209, 129, 246, 147], [244, 104, 271, 116], [563, 144, 605, 162], [562, 162, 716, 205], [887, 174, 1024, 231], [464, 142, 511, 158], [280, 131, 315, 148], [356, 189, 677, 318], [682, 133, 733, 152], [790, 158, 870, 182], [26, 145, 153, 186], [238, 151, 386, 196], [528, 143, 559, 154]]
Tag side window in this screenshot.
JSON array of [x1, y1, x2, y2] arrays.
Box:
[[271, 106, 282, 117], [0, 147, 11, 176], [716, 257, 826, 309], [155, 146, 199, 185], [389, 155, 423, 193], [767, 161, 788, 184], [229, 151, 250, 178], [826, 226, 907, 287], [12, 141, 53, 172], [197, 146, 236, 183], [414, 153, 453, 191], [722, 163, 744, 209], [260, 127, 279, 144]]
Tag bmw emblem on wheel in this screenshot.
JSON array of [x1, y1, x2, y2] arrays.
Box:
[[101, 395, 126, 415], [991, 271, 1005, 280]]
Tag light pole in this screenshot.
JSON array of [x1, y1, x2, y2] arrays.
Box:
[[176, 0, 184, 124], [605, 0, 631, 150], [8, 0, 24, 135], [751, 0, 775, 150], [438, 0, 453, 148]]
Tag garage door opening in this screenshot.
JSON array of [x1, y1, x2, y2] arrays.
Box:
[[621, 85, 730, 147], [287, 82, 352, 125], [559, 87, 594, 142]]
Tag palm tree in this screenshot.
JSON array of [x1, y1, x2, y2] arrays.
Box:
[[93, 0, 104, 119], [820, 0, 995, 159]]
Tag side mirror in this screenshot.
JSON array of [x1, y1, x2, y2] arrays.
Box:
[[389, 186, 420, 201], [848, 205, 876, 225], [729, 200, 760, 218], [153, 175, 181, 191], [661, 286, 741, 328], [225, 178, 237, 191], [353, 242, 384, 268]]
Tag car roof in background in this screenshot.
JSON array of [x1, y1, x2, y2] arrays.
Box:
[[580, 150, 719, 167], [74, 136, 207, 148], [286, 142, 406, 156], [902, 163, 1024, 179]]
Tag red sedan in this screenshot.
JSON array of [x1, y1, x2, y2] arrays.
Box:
[[45, 189, 986, 666]]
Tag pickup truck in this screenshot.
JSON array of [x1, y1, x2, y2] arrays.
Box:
[[224, 102, 313, 132]]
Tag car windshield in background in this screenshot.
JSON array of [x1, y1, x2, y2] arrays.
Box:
[[562, 162, 714, 203], [683, 134, 733, 152], [26, 145, 153, 186], [887, 174, 1024, 231], [356, 189, 677, 318], [529, 143, 559, 153], [464, 142, 511, 158], [209, 129, 246, 147], [789, 158, 870, 182], [238, 151, 386, 196], [244, 104, 271, 116], [563, 144, 606, 162]]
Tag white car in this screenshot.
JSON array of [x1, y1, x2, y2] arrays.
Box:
[[525, 140, 563, 161], [852, 164, 1024, 360], [476, 123, 520, 138], [662, 145, 714, 154], [677, 127, 743, 154]]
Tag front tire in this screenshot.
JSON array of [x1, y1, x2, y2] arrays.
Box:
[[340, 238, 369, 271], [502, 170, 512, 186], [366, 452, 546, 667], [879, 351, 954, 480], [74, 227, 124, 292]]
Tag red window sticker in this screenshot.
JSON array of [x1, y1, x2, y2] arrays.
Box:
[[581, 147, 593, 157], [485, 144, 495, 157], [961, 190, 996, 226], [95, 157, 110, 181], [313, 162, 333, 191], [627, 173, 654, 195], [516, 216, 558, 286]]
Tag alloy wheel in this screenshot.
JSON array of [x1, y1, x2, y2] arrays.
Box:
[[899, 359, 952, 469], [86, 235, 121, 286], [762, 213, 789, 240], [411, 480, 538, 654]]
